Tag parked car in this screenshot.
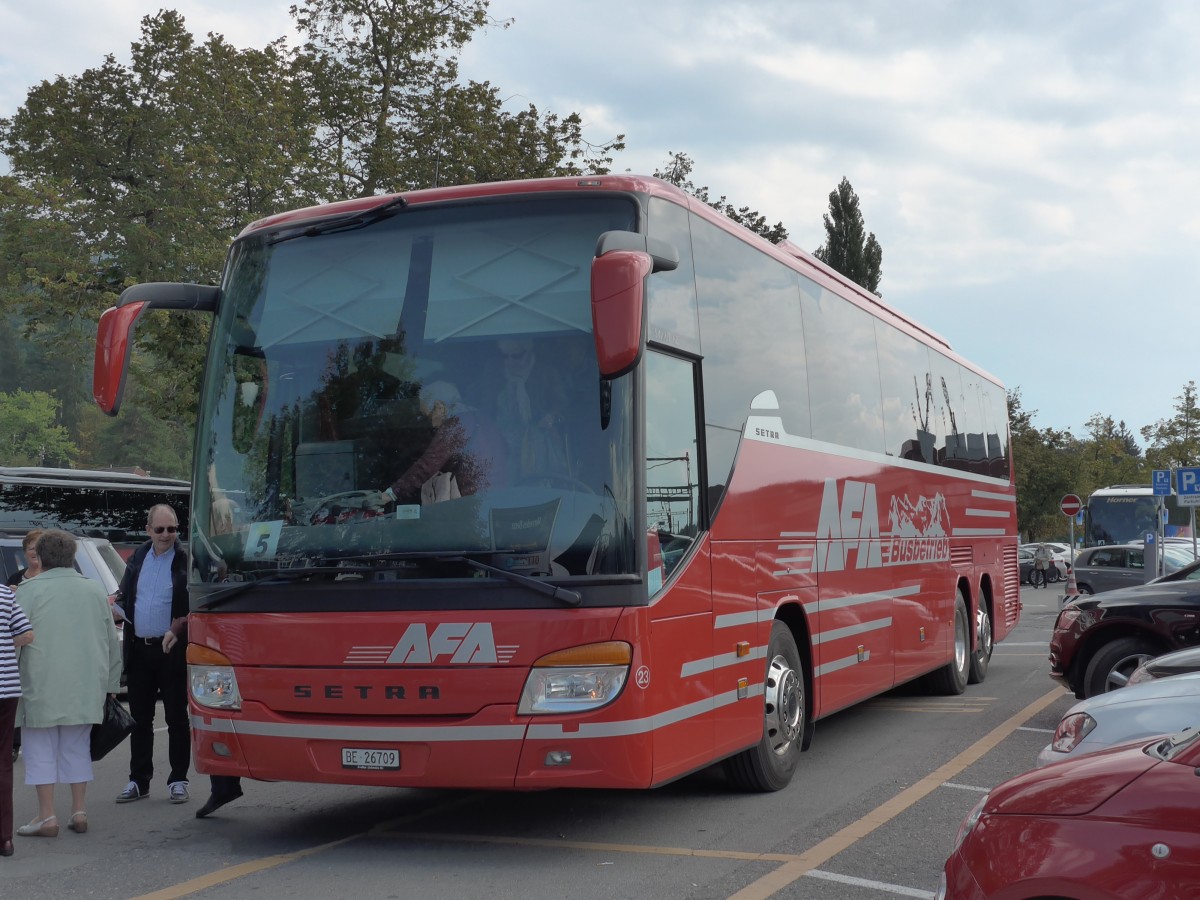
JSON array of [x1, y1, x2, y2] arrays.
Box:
[[1017, 547, 1069, 584], [1019, 541, 1073, 563], [1129, 645, 1200, 685], [940, 729, 1200, 899], [1, 530, 127, 679], [0, 530, 125, 593], [1049, 559, 1200, 698], [1070, 541, 1194, 595], [1037, 670, 1200, 766]]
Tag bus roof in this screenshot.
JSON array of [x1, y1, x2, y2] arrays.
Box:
[[0, 466, 190, 492]]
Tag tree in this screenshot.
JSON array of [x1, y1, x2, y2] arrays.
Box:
[[813, 177, 882, 294], [1008, 389, 1084, 541], [1141, 381, 1200, 470], [1080, 413, 1145, 491], [0, 390, 78, 466], [654, 151, 788, 243], [293, 0, 623, 197]]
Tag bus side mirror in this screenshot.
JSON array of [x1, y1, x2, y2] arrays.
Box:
[[591, 251, 651, 379], [94, 302, 149, 416], [93, 282, 220, 416]]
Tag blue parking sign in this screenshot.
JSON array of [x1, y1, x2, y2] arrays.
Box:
[[1153, 469, 1172, 496]]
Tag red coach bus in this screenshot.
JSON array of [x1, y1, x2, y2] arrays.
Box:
[[94, 175, 1019, 793]]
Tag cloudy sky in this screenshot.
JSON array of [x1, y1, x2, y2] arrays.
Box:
[[2, 0, 1198, 445]]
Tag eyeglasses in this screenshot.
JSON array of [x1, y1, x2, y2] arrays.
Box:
[[152, 526, 179, 534]]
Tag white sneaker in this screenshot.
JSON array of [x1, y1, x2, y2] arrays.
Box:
[[168, 781, 190, 804]]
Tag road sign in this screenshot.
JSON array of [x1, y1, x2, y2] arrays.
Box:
[[1153, 469, 1172, 496], [1059, 493, 1083, 516], [1177, 466, 1200, 507]]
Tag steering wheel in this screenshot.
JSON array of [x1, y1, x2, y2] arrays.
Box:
[[515, 473, 596, 494], [308, 490, 385, 525]]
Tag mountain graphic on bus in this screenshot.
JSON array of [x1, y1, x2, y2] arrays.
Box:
[[887, 492, 949, 539]]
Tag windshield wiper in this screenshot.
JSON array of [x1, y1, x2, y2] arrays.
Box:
[[198, 565, 375, 611], [267, 196, 408, 245], [447, 556, 582, 607]]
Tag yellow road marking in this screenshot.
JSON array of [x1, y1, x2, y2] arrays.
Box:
[[726, 686, 1067, 900], [134, 689, 1068, 899], [132, 834, 360, 900]]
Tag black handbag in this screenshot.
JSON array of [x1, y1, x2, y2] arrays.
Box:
[[91, 695, 136, 761]]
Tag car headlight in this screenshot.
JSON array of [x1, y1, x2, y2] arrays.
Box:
[[187, 644, 242, 710], [952, 794, 988, 853], [518, 641, 631, 715], [1051, 712, 1097, 753]]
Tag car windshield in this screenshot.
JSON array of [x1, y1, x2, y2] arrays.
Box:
[[192, 195, 641, 597]]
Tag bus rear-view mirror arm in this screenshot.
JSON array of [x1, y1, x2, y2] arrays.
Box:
[[591, 232, 678, 380], [93, 282, 220, 416]]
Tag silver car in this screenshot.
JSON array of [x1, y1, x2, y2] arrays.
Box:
[[1072, 542, 1195, 594], [1038, 670, 1200, 766]]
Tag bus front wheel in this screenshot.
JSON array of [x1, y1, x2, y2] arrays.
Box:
[[724, 621, 805, 792], [927, 592, 970, 695]]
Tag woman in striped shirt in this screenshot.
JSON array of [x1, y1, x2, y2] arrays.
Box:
[[1, 583, 34, 858]]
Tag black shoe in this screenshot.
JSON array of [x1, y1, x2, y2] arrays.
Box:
[[196, 787, 243, 819]]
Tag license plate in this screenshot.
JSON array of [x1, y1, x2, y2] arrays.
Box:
[[341, 747, 400, 770]]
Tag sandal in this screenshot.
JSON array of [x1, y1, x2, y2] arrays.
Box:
[[17, 815, 58, 838], [68, 811, 88, 834]]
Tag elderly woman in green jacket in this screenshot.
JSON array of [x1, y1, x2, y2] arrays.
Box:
[[15, 530, 122, 838]]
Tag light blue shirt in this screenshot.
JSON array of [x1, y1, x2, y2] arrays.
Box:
[[135, 546, 175, 638]]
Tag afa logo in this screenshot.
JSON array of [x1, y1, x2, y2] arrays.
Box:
[[814, 478, 950, 572]]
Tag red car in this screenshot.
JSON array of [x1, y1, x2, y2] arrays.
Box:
[[939, 729, 1200, 898]]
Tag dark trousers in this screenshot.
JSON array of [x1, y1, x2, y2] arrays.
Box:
[[0, 697, 17, 843], [126, 638, 190, 788]]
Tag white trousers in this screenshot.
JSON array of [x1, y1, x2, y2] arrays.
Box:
[[22, 724, 94, 785]]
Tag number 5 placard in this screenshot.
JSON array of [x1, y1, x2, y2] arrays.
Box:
[[244, 520, 282, 559]]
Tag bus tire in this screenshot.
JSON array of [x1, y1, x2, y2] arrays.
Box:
[[967, 600, 992, 685], [724, 621, 804, 792], [927, 592, 969, 695]]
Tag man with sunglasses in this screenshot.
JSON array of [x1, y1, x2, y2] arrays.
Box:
[[111, 505, 190, 805]]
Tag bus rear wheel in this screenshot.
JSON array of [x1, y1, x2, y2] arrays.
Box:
[[725, 621, 804, 792], [968, 601, 992, 685]]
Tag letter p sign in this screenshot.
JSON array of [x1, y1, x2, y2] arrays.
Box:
[[1178, 467, 1200, 499]]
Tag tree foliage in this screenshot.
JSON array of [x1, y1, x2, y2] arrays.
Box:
[[654, 151, 788, 243], [1141, 381, 1200, 470], [813, 177, 883, 294], [0, 2, 624, 475], [0, 390, 78, 466]]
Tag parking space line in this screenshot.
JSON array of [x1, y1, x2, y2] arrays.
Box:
[[726, 686, 1066, 900], [940, 782, 989, 793], [807, 868, 935, 898]]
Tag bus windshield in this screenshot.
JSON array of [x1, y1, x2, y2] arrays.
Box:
[[192, 195, 639, 591], [1084, 488, 1192, 547]]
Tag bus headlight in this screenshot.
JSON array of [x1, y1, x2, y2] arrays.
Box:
[[187, 644, 242, 711], [518, 642, 632, 715]]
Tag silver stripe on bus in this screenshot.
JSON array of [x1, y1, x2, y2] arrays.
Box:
[[951, 528, 1008, 536], [679, 645, 767, 678], [715, 610, 760, 629], [964, 507, 1010, 518], [801, 584, 920, 615], [812, 618, 893, 645], [971, 489, 1015, 503], [192, 686, 768, 745], [191, 716, 525, 743], [527, 685, 761, 740], [815, 654, 862, 676]]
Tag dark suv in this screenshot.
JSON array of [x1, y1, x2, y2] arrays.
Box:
[[1050, 559, 1200, 698]]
